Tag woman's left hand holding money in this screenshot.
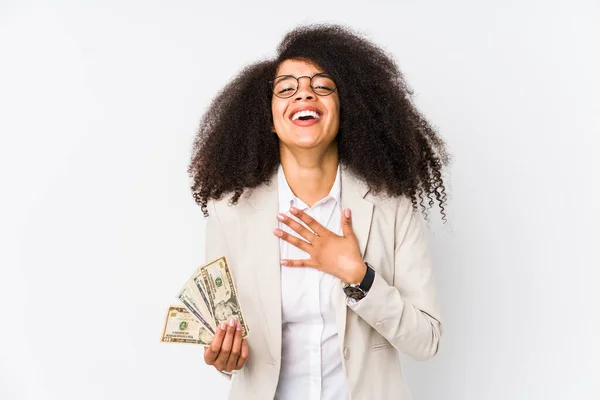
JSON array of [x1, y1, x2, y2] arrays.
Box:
[[204, 317, 248, 373], [274, 207, 366, 284]]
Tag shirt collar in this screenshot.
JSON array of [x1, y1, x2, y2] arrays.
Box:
[[277, 163, 342, 212]]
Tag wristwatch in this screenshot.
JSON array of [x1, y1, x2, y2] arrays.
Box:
[[342, 262, 375, 301]]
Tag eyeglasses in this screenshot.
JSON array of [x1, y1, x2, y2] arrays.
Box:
[[270, 73, 337, 99]]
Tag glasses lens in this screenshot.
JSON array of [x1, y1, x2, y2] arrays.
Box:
[[273, 76, 298, 98], [312, 75, 336, 95]]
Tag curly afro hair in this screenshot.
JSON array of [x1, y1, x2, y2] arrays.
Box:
[[188, 24, 450, 220]]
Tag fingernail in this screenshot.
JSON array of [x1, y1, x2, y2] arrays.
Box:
[[276, 213, 285, 221], [281, 260, 289, 266], [220, 322, 227, 330], [229, 319, 235, 327], [344, 209, 351, 218], [236, 322, 241, 331], [290, 207, 298, 214], [273, 229, 283, 237]]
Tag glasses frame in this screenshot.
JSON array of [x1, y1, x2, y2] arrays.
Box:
[[269, 72, 338, 99]]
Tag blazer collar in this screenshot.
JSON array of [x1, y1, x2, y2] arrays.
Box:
[[247, 173, 277, 211]]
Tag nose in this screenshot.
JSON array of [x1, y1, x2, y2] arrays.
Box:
[[294, 76, 315, 101]]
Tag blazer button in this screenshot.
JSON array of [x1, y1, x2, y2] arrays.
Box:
[[343, 347, 351, 360], [375, 322, 384, 329]]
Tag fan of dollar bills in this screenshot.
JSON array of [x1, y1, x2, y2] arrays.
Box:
[[160, 256, 249, 345]]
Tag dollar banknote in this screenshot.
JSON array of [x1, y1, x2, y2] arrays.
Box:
[[187, 266, 216, 326], [160, 305, 213, 345], [193, 275, 212, 313], [200, 257, 249, 338], [177, 282, 216, 335], [180, 262, 222, 333]]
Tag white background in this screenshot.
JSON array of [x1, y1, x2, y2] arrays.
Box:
[[1, 1, 599, 399]]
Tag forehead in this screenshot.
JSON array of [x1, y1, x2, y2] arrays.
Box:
[[275, 59, 324, 77]]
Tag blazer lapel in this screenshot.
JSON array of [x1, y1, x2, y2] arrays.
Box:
[[246, 176, 282, 360], [340, 166, 373, 258], [332, 166, 374, 345]]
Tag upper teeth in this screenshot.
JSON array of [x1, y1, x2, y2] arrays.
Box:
[[292, 110, 321, 121]]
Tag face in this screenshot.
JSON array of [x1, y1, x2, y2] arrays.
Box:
[[199, 327, 212, 343], [271, 59, 340, 152], [214, 302, 233, 321]]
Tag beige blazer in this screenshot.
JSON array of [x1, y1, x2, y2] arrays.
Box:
[[205, 166, 442, 400]]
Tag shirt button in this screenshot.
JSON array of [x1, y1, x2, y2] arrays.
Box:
[[343, 347, 351, 360], [375, 322, 384, 329]]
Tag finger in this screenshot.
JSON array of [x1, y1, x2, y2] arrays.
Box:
[[276, 212, 317, 241], [273, 229, 311, 252], [204, 321, 227, 365], [341, 208, 355, 237], [281, 258, 319, 269], [289, 207, 327, 236], [225, 321, 243, 371], [214, 318, 237, 370], [236, 339, 249, 370]]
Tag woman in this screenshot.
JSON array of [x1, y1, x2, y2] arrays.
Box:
[[188, 24, 449, 400]]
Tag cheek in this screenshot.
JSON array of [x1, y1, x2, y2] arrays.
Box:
[[328, 101, 341, 130], [271, 101, 288, 127], [271, 96, 285, 111], [324, 95, 340, 120], [271, 107, 280, 121]]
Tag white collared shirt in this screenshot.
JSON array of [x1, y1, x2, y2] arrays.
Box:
[[274, 164, 349, 400]]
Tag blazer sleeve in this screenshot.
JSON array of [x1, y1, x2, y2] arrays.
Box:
[[347, 197, 443, 361], [204, 199, 233, 380]]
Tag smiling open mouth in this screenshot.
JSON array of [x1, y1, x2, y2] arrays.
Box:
[[291, 110, 322, 121]]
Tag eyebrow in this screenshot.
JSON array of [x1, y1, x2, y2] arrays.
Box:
[[272, 72, 329, 81]]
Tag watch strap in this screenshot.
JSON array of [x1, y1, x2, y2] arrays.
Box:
[[360, 262, 375, 293], [343, 262, 375, 301]]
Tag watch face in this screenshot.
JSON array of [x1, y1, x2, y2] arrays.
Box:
[[344, 286, 366, 300]]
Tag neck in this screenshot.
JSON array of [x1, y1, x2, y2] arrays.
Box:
[[279, 141, 339, 207]]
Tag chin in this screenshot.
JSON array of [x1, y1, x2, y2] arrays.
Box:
[[278, 128, 337, 151], [279, 132, 321, 148], [291, 138, 323, 149]]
